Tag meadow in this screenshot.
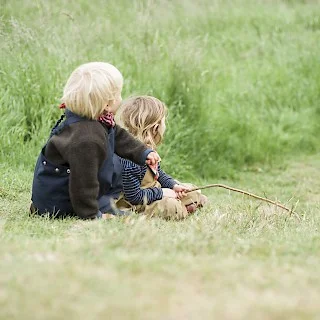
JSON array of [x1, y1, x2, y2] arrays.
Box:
[[1, 0, 320, 319]]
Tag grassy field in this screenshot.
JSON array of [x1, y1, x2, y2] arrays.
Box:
[[1, 0, 320, 319], [1, 0, 320, 178], [1, 154, 320, 319]]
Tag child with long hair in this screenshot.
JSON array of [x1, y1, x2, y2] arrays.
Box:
[[31, 63, 159, 219], [117, 96, 207, 220]]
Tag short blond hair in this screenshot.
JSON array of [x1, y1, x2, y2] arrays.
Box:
[[61, 62, 123, 119], [120, 96, 167, 149]]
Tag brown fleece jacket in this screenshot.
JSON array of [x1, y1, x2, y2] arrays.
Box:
[[44, 121, 149, 219]]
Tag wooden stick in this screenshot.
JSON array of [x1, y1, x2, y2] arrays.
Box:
[[186, 184, 299, 216]]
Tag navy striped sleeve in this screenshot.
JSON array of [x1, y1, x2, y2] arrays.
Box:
[[157, 165, 176, 189], [120, 159, 163, 205]]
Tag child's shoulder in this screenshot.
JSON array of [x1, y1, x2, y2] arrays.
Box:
[[120, 158, 146, 170], [68, 120, 106, 140], [120, 158, 139, 168], [50, 120, 107, 151], [73, 119, 104, 130]]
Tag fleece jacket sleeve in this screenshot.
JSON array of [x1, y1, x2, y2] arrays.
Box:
[[114, 125, 153, 165], [65, 138, 107, 219]]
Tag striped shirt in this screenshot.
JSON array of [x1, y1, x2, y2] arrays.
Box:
[[120, 158, 176, 205]]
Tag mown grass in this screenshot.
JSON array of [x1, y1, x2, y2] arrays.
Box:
[[1, 0, 320, 178], [1, 1, 320, 318], [1, 154, 320, 319]]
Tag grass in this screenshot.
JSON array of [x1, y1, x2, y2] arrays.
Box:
[[1, 154, 319, 319], [1, 0, 320, 178], [1, 0, 320, 318]]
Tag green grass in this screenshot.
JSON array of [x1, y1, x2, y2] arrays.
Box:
[[1, 1, 320, 318], [1, 154, 320, 319], [1, 0, 320, 178]]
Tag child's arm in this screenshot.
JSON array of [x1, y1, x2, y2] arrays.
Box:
[[158, 166, 191, 199], [114, 125, 155, 165], [50, 123, 107, 219], [66, 138, 105, 219], [122, 160, 163, 205], [157, 166, 176, 189]]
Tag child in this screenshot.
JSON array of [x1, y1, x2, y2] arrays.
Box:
[[31, 62, 159, 219], [117, 96, 207, 220]]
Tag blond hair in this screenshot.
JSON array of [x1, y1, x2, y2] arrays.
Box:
[[61, 62, 123, 119], [120, 96, 167, 149]]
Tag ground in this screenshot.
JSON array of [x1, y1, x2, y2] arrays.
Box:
[[0, 154, 319, 319], [1, 0, 320, 318]]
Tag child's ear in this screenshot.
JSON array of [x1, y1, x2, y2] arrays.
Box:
[[152, 124, 159, 136], [104, 101, 114, 113]]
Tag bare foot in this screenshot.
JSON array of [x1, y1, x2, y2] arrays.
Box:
[[186, 203, 197, 213]]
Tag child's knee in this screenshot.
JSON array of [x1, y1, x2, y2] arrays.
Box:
[[182, 190, 202, 206], [160, 198, 188, 220]]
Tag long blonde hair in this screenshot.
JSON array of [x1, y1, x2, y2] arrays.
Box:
[[61, 62, 123, 120], [120, 96, 167, 149]]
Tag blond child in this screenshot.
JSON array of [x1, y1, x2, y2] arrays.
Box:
[[31, 63, 159, 219], [117, 96, 207, 220]]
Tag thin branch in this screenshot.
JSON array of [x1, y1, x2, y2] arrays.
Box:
[[187, 184, 299, 216]]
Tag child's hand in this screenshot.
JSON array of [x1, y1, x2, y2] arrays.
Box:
[[146, 151, 161, 166], [173, 184, 191, 199], [162, 188, 177, 198]]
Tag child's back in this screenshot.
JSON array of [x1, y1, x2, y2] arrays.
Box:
[[31, 63, 159, 219]]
